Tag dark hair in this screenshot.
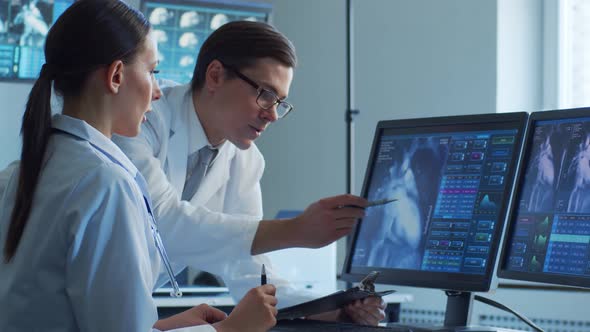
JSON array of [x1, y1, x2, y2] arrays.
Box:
[[4, 0, 151, 262], [191, 21, 297, 92]]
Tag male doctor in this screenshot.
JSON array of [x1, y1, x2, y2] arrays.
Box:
[[113, 21, 386, 325]]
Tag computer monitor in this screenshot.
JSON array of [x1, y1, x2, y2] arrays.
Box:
[[140, 0, 272, 84], [342, 112, 528, 329], [498, 108, 590, 290], [0, 0, 73, 81]]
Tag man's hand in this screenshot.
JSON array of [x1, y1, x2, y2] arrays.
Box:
[[343, 297, 387, 326], [291, 194, 368, 248], [153, 303, 227, 330], [307, 296, 386, 326], [251, 194, 367, 255]]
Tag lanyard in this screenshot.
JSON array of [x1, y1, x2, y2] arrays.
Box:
[[143, 197, 182, 298]]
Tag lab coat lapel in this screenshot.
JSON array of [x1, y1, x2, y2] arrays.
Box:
[[190, 143, 231, 205], [165, 86, 192, 193]]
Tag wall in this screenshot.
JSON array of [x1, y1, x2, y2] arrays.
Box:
[[257, 0, 503, 276], [257, 0, 348, 214], [497, 0, 544, 113], [352, 0, 499, 192], [0, 82, 29, 168]]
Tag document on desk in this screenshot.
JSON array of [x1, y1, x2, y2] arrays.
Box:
[[276, 271, 395, 320]]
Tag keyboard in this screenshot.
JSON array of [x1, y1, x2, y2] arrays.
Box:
[[271, 319, 414, 332]]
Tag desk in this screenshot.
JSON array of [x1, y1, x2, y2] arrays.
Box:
[[154, 293, 235, 318], [154, 292, 413, 322]]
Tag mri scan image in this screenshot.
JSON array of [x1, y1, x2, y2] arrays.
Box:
[[520, 120, 590, 214], [354, 137, 448, 270], [210, 13, 229, 30], [149, 7, 173, 26], [179, 55, 195, 67], [140, 1, 269, 84], [178, 32, 198, 49], [179, 11, 200, 28], [152, 29, 168, 44], [1, 0, 51, 47]]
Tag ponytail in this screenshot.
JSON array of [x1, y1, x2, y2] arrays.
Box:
[[4, 65, 55, 262], [4, 0, 151, 261]]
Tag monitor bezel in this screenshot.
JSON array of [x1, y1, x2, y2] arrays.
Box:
[[342, 112, 528, 292], [497, 107, 590, 290], [140, 0, 273, 19]]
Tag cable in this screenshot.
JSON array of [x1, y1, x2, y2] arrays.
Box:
[[474, 295, 544, 332]]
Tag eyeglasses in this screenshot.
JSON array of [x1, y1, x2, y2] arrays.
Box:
[[222, 62, 294, 119]]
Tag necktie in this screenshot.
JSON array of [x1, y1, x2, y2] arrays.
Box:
[[181, 146, 217, 201]]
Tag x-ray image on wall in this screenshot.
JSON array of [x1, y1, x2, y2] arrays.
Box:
[[1, 0, 51, 47], [142, 1, 269, 84], [352, 136, 449, 270], [520, 119, 590, 214], [0, 0, 72, 79]]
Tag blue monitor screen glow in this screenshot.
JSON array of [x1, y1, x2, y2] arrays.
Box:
[[343, 113, 527, 293], [0, 0, 73, 81], [499, 108, 590, 290], [141, 0, 272, 84]]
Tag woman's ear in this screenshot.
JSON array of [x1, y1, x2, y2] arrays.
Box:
[[106, 60, 125, 94]]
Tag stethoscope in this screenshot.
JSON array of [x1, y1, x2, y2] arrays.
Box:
[[143, 197, 183, 298], [53, 127, 183, 298]]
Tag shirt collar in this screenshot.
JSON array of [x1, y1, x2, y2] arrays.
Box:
[[51, 114, 139, 178], [186, 90, 222, 154]]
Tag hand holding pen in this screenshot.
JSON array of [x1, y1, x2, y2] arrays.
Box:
[[215, 265, 277, 331]]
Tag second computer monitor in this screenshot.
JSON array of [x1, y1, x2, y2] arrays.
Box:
[[342, 112, 527, 292], [499, 108, 590, 290]]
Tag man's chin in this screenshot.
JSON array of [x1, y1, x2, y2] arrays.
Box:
[[232, 139, 253, 150]]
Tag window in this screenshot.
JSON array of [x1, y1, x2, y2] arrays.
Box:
[[552, 0, 590, 108]]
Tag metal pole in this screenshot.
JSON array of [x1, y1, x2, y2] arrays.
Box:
[[344, 0, 359, 289], [345, 0, 359, 195]]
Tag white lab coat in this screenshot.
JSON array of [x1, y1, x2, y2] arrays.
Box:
[[0, 114, 213, 332], [113, 83, 317, 307]]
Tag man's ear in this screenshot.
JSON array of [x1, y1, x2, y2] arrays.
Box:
[[204, 59, 225, 93], [106, 60, 125, 94]]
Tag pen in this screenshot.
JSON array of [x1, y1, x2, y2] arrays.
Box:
[[340, 198, 398, 209], [261, 264, 267, 285]]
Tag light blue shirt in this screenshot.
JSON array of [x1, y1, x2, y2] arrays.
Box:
[[0, 114, 213, 332]]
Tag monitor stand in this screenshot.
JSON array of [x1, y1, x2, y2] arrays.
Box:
[[386, 291, 525, 332]]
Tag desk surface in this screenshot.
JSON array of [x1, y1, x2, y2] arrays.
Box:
[[154, 292, 414, 308], [154, 293, 235, 307]]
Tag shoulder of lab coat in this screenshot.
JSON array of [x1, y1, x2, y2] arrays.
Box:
[[0, 133, 161, 331], [65, 162, 161, 331]]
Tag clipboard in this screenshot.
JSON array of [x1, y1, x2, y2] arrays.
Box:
[[277, 271, 395, 320]]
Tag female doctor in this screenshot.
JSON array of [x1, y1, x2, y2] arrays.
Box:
[[0, 0, 277, 331]]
